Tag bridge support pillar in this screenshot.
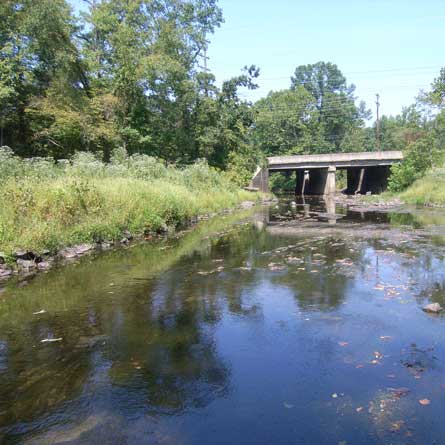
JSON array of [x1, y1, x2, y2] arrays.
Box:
[[295, 170, 310, 195], [304, 167, 336, 196], [326, 166, 336, 195]]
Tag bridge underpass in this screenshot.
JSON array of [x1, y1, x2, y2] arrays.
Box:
[[250, 151, 404, 195]]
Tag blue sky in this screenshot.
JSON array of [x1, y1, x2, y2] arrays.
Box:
[[70, 0, 445, 119]]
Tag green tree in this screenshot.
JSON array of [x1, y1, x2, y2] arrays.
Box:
[[290, 61, 370, 151], [252, 88, 315, 156], [0, 0, 88, 154], [80, 0, 223, 160]]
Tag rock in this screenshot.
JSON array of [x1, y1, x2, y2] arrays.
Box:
[[422, 303, 443, 314], [59, 247, 78, 259], [0, 266, 13, 278], [74, 244, 94, 255], [157, 223, 169, 234], [122, 230, 133, 240], [37, 261, 51, 271], [16, 259, 36, 270], [240, 201, 255, 209], [60, 244, 93, 259], [0, 253, 5, 265]]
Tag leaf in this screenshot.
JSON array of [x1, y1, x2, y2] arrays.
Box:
[[338, 341, 349, 347], [419, 399, 431, 406]]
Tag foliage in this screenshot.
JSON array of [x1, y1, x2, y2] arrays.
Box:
[[388, 137, 437, 192], [0, 0, 261, 173], [0, 147, 257, 255], [399, 168, 445, 206], [252, 62, 371, 157], [2, 0, 445, 193]]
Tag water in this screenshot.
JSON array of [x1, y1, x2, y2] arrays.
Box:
[[1, 198, 445, 444]]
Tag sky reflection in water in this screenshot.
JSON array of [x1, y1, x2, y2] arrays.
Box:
[[1, 199, 445, 444]]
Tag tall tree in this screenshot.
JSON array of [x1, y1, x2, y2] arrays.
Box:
[[290, 61, 370, 151], [80, 0, 223, 160], [0, 0, 87, 154]]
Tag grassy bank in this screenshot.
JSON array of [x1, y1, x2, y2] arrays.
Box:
[[399, 168, 445, 206], [362, 167, 445, 207], [0, 148, 257, 259]]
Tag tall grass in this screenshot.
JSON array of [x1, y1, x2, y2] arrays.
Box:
[[400, 168, 445, 206], [0, 147, 256, 256]]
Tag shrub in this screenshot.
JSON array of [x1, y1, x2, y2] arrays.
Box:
[[388, 137, 437, 192]]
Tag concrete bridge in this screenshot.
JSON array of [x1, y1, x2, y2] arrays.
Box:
[[250, 151, 404, 195]]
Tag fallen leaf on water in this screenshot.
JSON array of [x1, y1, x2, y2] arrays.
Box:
[[380, 336, 392, 341], [283, 402, 294, 409], [356, 407, 364, 413], [419, 399, 431, 406], [41, 338, 63, 343], [390, 420, 405, 432], [374, 351, 384, 359], [338, 342, 349, 347], [356, 364, 364, 369], [332, 393, 338, 398]]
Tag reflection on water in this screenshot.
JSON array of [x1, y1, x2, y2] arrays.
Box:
[[1, 200, 445, 444]]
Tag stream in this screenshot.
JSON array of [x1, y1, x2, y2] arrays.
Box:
[[1, 197, 445, 444]]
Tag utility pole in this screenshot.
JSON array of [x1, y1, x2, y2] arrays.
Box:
[[198, 41, 210, 96], [375, 93, 381, 152]]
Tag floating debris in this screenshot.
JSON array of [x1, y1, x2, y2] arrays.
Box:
[[422, 303, 443, 314], [41, 338, 63, 343], [33, 309, 46, 315]]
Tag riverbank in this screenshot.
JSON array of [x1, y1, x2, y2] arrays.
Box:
[[0, 148, 263, 278], [399, 167, 445, 206]]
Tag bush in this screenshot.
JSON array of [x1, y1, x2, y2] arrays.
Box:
[[388, 137, 437, 192]]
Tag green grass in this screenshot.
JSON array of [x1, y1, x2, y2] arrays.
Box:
[[0, 148, 259, 257], [352, 168, 445, 208], [399, 168, 445, 206]]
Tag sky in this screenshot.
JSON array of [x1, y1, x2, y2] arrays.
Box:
[[70, 0, 445, 120]]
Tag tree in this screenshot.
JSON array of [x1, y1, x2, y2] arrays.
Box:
[[289, 62, 370, 152], [0, 0, 88, 155], [80, 0, 223, 160], [252, 88, 315, 156]]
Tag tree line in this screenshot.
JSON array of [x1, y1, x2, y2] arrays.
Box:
[[1, 0, 444, 187]]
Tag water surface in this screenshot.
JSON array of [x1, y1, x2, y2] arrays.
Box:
[[1, 198, 445, 444]]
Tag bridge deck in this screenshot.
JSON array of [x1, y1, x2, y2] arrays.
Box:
[[267, 151, 403, 170]]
